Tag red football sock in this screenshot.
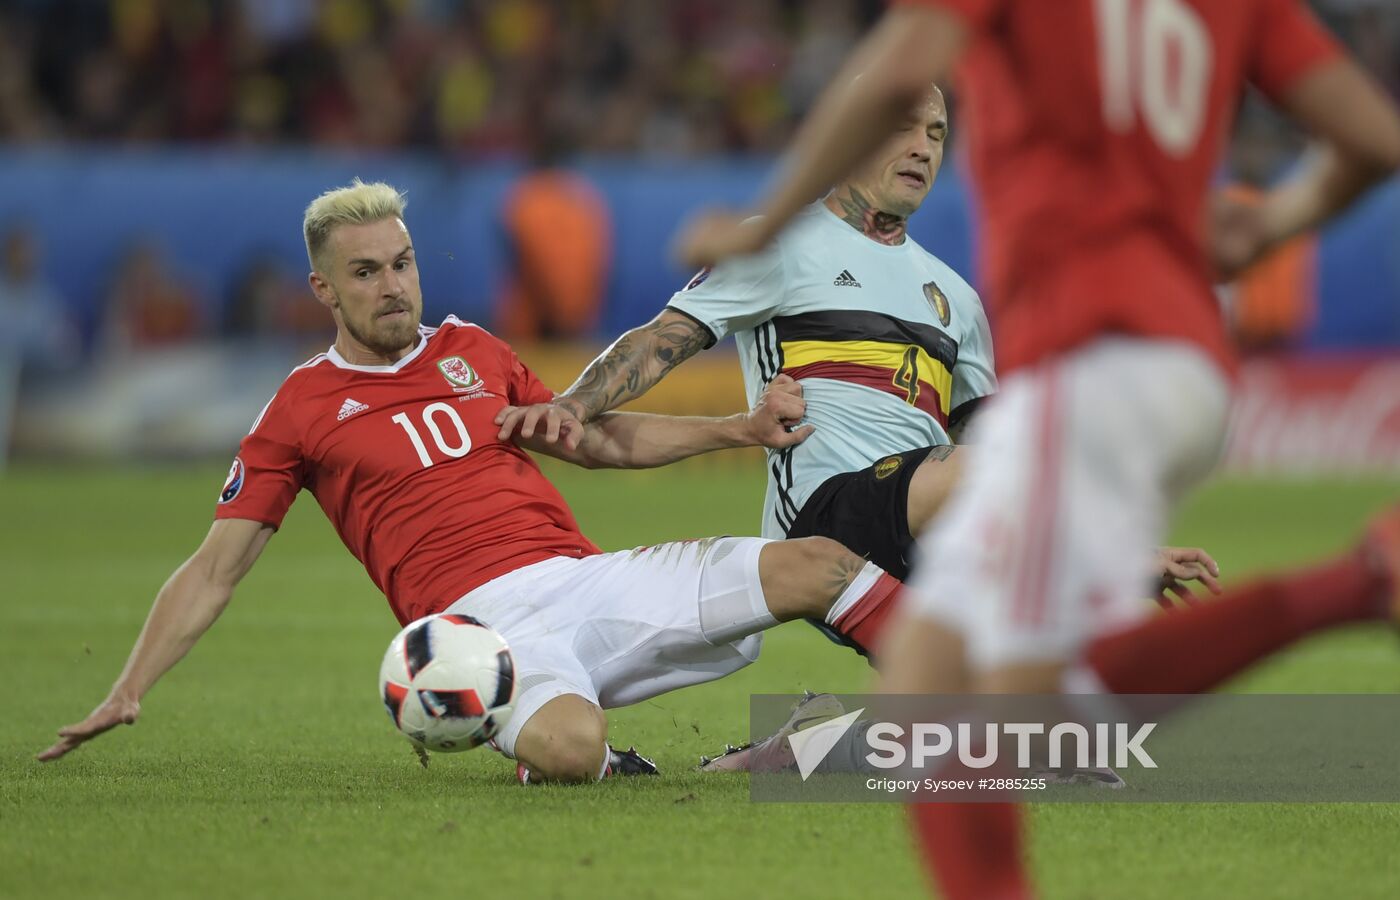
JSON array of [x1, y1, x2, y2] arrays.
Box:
[[829, 572, 902, 658], [908, 802, 1031, 900], [1086, 549, 1384, 694]]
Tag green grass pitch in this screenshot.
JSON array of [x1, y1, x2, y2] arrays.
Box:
[[3, 462, 1399, 899]]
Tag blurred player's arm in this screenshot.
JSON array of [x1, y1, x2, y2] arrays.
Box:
[[1215, 56, 1400, 276], [1263, 62, 1400, 233], [555, 308, 712, 423], [502, 374, 813, 469], [37, 518, 274, 761], [678, 4, 968, 266]]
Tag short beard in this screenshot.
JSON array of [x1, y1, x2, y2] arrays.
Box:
[[335, 290, 419, 356]]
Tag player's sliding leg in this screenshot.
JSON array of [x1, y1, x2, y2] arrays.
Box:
[[699, 690, 848, 773], [784, 446, 951, 658], [700, 612, 968, 774], [697, 534, 950, 773], [452, 535, 895, 786], [475, 535, 960, 786], [695, 538, 901, 772], [756, 536, 904, 653]]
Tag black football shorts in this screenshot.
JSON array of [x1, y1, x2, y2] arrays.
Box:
[[786, 445, 950, 581]]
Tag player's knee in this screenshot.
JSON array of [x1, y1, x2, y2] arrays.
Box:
[[531, 736, 607, 783], [515, 696, 609, 783]]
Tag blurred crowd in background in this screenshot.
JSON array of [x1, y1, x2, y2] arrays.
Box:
[[1, 0, 887, 154], [1, 0, 1398, 364], [3, 0, 1395, 159]]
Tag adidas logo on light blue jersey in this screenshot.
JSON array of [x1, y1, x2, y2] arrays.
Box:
[[832, 270, 861, 288]]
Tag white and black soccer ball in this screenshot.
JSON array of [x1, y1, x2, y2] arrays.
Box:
[[378, 613, 517, 753]]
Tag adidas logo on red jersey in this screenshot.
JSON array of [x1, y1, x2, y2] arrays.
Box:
[[337, 397, 370, 421]]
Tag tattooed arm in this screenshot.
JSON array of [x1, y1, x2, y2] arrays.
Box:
[[558, 308, 711, 422], [492, 308, 712, 449], [504, 374, 813, 469]]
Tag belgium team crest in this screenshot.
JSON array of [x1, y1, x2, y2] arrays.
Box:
[[437, 356, 485, 392], [874, 456, 902, 480], [923, 280, 951, 327]]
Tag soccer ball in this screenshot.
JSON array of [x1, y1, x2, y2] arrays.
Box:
[[378, 613, 517, 752]]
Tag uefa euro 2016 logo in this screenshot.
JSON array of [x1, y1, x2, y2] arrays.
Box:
[[218, 457, 245, 504]]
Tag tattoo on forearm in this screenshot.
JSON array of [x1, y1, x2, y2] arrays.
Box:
[[652, 318, 709, 371], [557, 333, 638, 420], [831, 186, 908, 246], [561, 315, 707, 420]]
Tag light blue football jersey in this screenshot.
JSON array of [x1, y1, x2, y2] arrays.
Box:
[[669, 202, 996, 539]]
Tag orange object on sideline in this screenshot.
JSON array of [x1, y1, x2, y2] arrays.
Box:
[[1223, 185, 1318, 352], [497, 170, 611, 340]]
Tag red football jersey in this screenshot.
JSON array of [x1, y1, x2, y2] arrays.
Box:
[[215, 316, 601, 625], [896, 0, 1342, 374]]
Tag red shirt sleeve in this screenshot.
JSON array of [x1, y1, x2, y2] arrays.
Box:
[[1249, 0, 1344, 103], [470, 323, 554, 405], [888, 0, 1002, 30], [213, 396, 304, 528], [506, 349, 556, 406]]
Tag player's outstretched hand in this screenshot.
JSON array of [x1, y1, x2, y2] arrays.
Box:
[[37, 694, 140, 762], [495, 401, 585, 450], [674, 210, 773, 269], [746, 374, 814, 450], [1152, 546, 1223, 610]]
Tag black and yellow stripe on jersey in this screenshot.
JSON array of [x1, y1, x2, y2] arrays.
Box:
[[773, 309, 960, 425]]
